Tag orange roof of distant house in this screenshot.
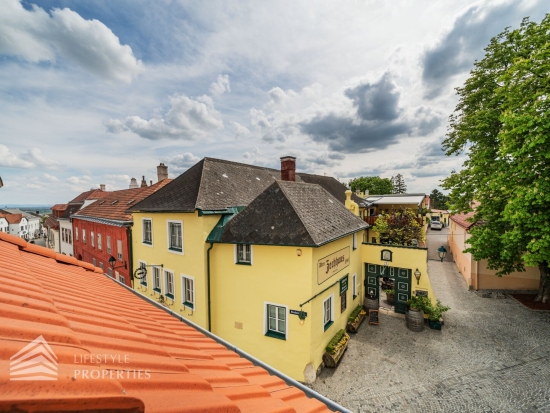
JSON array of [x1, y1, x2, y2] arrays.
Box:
[[431, 209, 449, 214], [0, 231, 334, 413], [450, 211, 476, 230], [44, 214, 59, 230], [69, 188, 110, 204], [0, 213, 23, 224], [50, 204, 68, 211], [75, 180, 172, 223]]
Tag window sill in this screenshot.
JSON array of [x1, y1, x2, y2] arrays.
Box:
[[166, 294, 174, 300], [140, 283, 148, 287], [324, 321, 334, 332], [183, 302, 194, 310], [265, 331, 286, 340], [153, 288, 161, 293], [236, 262, 251, 266], [168, 247, 183, 254]]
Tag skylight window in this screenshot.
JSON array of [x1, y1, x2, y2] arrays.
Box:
[[222, 173, 228, 178], [99, 201, 105, 205], [329, 199, 333, 203], [127, 199, 135, 204], [111, 200, 118, 205]]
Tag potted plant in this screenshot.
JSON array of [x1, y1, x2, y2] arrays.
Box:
[[322, 329, 350, 368], [405, 296, 430, 332], [384, 289, 395, 305], [425, 300, 450, 330], [346, 305, 367, 333]]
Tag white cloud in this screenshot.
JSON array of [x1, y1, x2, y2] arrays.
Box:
[[0, 0, 141, 82], [106, 94, 224, 140], [43, 173, 59, 182], [230, 121, 251, 139], [0, 144, 34, 168], [250, 108, 271, 129], [209, 74, 231, 96], [66, 175, 91, 185], [20, 148, 62, 169], [168, 152, 201, 172], [268, 87, 288, 106]]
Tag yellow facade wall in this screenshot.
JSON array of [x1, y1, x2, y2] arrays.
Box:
[[210, 232, 364, 381], [361, 243, 435, 305], [131, 211, 219, 329]]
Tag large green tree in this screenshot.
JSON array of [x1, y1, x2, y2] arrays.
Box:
[[391, 174, 407, 194], [442, 16, 550, 302], [349, 176, 393, 195], [430, 189, 449, 210], [372, 209, 424, 246]]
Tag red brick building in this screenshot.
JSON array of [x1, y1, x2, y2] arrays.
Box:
[[72, 178, 171, 287]]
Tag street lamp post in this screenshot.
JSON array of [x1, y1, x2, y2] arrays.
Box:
[[437, 246, 447, 262]]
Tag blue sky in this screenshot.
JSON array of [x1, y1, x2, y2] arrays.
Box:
[[1, 0, 547, 204]]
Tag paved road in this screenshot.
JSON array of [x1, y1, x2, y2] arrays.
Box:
[[309, 260, 550, 413], [426, 226, 452, 262]]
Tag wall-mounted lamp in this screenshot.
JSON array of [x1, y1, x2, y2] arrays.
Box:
[[437, 246, 447, 262], [108, 255, 127, 270], [298, 309, 307, 325], [414, 268, 421, 285]]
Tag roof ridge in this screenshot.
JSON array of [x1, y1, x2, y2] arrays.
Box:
[[277, 180, 322, 245], [203, 157, 280, 173], [0, 232, 103, 274]]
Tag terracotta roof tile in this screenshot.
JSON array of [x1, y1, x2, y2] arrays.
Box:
[[450, 211, 476, 230], [50, 204, 68, 211], [75, 179, 172, 222], [69, 188, 109, 204], [0, 213, 23, 225], [0, 232, 336, 413], [44, 214, 59, 230]]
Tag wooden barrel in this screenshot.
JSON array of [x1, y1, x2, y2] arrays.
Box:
[[406, 309, 424, 332], [364, 296, 379, 312]]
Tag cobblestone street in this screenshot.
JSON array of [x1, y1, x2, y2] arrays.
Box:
[[309, 260, 550, 413]]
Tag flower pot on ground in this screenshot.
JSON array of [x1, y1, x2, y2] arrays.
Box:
[[364, 294, 379, 312], [346, 305, 367, 333], [425, 300, 450, 330], [322, 329, 350, 368], [405, 295, 431, 332], [384, 289, 395, 306]]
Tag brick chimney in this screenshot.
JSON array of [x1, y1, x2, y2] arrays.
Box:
[[100, 184, 106, 191], [157, 163, 168, 182], [140, 176, 147, 187], [280, 156, 296, 182]]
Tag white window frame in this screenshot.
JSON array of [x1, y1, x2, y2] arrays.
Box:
[[99, 262, 104, 271], [352, 232, 357, 250], [323, 294, 334, 331], [166, 220, 183, 254], [142, 218, 153, 246], [92, 258, 96, 266], [98, 233, 102, 250], [75, 227, 79, 241], [264, 302, 288, 340], [117, 239, 123, 260], [352, 273, 358, 299], [138, 261, 148, 286], [91, 231, 95, 247], [108, 268, 113, 277], [235, 243, 252, 265], [152, 266, 162, 293], [106, 236, 111, 254], [181, 275, 195, 309], [82, 229, 86, 244], [164, 269, 175, 298]]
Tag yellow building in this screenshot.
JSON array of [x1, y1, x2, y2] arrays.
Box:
[[127, 156, 369, 382]]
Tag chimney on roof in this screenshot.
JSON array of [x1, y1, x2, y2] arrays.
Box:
[[129, 178, 138, 189], [280, 156, 296, 182], [150, 180, 153, 186], [100, 184, 106, 191], [140, 176, 147, 187], [157, 163, 168, 182]]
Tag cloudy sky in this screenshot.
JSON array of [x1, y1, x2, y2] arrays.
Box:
[[1, 0, 547, 204]]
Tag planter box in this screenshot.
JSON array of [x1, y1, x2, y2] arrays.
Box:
[[322, 334, 350, 368], [346, 310, 367, 334], [429, 320, 442, 330]]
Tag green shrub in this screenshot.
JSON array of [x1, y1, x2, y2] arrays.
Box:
[[325, 329, 346, 354], [348, 305, 363, 322]]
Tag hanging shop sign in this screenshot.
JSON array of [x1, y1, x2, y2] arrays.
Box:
[[340, 275, 349, 295], [317, 247, 350, 285]]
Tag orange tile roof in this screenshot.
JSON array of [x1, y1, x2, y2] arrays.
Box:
[[69, 189, 110, 204], [0, 213, 23, 224], [50, 204, 68, 212], [430, 209, 449, 213], [0, 232, 334, 413], [450, 211, 475, 230], [75, 180, 172, 222]]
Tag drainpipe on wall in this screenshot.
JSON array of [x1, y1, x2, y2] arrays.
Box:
[[207, 242, 214, 332], [127, 226, 134, 289]]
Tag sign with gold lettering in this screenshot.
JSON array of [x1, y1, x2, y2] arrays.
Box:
[[317, 247, 350, 284]]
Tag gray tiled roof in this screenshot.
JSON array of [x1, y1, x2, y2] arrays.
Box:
[[219, 181, 367, 246], [129, 157, 362, 212]]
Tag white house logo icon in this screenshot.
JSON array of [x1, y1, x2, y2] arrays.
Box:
[[10, 336, 58, 381]]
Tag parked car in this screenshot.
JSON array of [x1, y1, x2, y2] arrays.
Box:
[[430, 221, 443, 230]]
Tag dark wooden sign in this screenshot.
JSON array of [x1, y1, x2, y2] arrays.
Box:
[[368, 309, 379, 325], [416, 290, 428, 297], [340, 275, 348, 295], [289, 310, 307, 316]]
